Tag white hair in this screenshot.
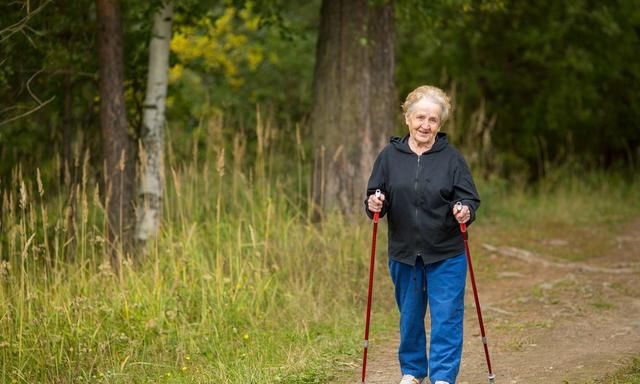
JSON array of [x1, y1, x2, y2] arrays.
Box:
[[402, 85, 452, 124]]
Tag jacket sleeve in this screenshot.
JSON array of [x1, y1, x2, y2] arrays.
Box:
[[364, 150, 389, 220], [452, 153, 481, 225]]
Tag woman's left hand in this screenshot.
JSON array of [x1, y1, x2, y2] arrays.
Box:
[[452, 204, 471, 224]]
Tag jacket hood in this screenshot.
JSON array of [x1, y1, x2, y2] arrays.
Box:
[[390, 132, 449, 154]]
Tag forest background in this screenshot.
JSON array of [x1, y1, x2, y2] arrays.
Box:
[[1, 0, 639, 383]]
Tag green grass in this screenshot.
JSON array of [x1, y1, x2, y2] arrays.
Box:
[[593, 357, 640, 384], [474, 171, 640, 262], [1, 131, 639, 383]]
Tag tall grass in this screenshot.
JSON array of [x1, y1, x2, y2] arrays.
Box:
[[474, 168, 640, 262], [1, 118, 639, 382], [0, 121, 396, 383], [478, 168, 640, 226]]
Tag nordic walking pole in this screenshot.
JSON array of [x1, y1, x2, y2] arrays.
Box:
[[362, 189, 381, 384], [456, 202, 496, 384]]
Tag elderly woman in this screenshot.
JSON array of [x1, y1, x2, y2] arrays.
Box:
[[365, 85, 480, 384]]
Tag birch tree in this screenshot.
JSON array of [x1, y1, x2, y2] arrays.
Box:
[[135, 1, 173, 244]]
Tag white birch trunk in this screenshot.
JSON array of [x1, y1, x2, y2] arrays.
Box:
[[135, 2, 173, 242]]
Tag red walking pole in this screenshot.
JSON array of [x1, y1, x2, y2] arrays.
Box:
[[362, 190, 381, 384], [456, 202, 496, 384]]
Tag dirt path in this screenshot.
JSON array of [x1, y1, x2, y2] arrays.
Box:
[[344, 219, 640, 383]]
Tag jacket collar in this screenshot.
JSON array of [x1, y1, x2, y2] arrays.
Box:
[[390, 132, 448, 154]]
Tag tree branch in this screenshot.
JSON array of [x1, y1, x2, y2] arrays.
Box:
[[26, 68, 44, 104], [0, 96, 55, 127], [0, 0, 52, 43]]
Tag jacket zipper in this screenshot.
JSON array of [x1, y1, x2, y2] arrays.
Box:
[[414, 155, 421, 258]]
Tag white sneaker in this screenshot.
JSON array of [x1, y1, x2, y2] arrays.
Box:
[[399, 374, 425, 384], [434, 381, 450, 384]]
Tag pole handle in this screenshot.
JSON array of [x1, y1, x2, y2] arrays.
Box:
[[455, 201, 467, 234], [373, 189, 381, 223]]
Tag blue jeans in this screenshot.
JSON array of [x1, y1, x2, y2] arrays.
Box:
[[388, 254, 466, 383]]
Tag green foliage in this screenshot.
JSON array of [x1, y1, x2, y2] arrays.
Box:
[[0, 0, 98, 179], [3, 0, 639, 185], [0, 0, 167, 185], [167, 0, 319, 130], [397, 0, 640, 179]]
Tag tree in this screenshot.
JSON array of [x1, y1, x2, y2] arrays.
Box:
[[135, 1, 173, 245], [96, 0, 135, 264], [0, 1, 56, 129], [396, 0, 640, 179], [0, 1, 98, 183], [310, 0, 396, 216]]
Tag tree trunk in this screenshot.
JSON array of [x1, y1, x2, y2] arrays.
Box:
[[61, 73, 74, 187], [96, 0, 135, 265], [135, 2, 173, 244], [310, 0, 396, 217]]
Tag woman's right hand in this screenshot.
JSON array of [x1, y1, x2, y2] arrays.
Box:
[[367, 192, 385, 212]]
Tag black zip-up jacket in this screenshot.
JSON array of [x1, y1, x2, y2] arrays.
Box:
[[365, 133, 480, 266]]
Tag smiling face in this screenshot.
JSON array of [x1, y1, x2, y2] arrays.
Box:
[[405, 98, 442, 149]]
